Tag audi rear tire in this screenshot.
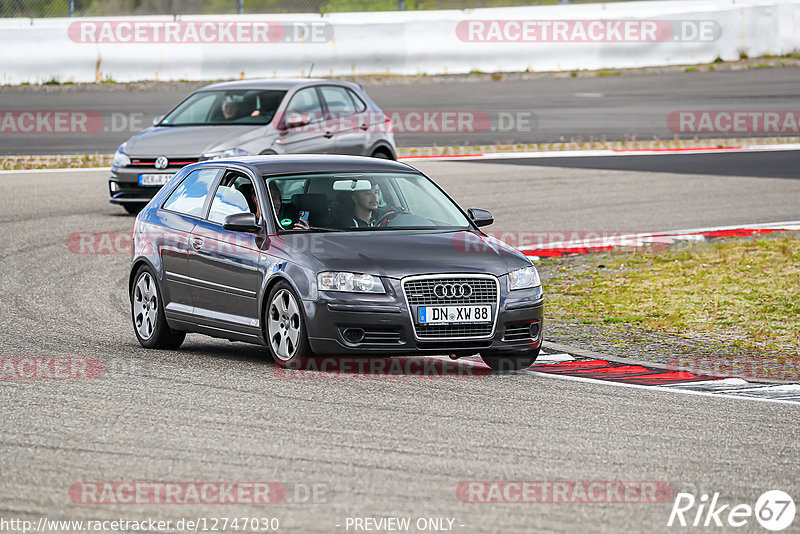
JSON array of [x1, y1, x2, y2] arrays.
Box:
[[131, 266, 186, 349]]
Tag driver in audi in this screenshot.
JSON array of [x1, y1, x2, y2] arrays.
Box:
[[338, 182, 379, 228]]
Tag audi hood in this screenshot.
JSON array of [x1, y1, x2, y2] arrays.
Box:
[[281, 230, 532, 279]]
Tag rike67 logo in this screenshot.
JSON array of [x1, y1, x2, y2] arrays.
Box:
[[668, 490, 795, 531]]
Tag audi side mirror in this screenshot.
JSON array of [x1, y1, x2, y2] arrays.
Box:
[[223, 212, 261, 233], [468, 208, 494, 228], [152, 115, 163, 126]]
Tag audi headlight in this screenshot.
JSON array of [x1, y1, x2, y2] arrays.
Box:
[[508, 265, 541, 290], [318, 272, 385, 294], [113, 144, 130, 167], [201, 148, 250, 161]]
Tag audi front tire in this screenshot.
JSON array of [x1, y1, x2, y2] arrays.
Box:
[[265, 281, 313, 368]]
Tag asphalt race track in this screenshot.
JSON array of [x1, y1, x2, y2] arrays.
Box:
[[2, 68, 799, 154], [1, 158, 798, 532], [468, 149, 800, 180]]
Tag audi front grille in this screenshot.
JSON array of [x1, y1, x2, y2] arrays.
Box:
[[402, 274, 500, 340]]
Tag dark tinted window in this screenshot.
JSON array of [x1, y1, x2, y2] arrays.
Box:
[[265, 173, 470, 232], [160, 90, 287, 126]]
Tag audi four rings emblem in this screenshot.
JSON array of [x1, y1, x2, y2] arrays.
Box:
[[154, 156, 169, 169], [433, 283, 473, 298]]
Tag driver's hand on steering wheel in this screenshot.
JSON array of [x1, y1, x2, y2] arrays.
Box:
[[376, 206, 405, 227]]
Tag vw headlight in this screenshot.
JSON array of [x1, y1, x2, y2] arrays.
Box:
[[113, 144, 130, 167], [201, 148, 250, 161], [318, 272, 385, 294], [508, 265, 541, 290]]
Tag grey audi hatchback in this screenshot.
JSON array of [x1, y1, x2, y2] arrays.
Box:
[[110, 79, 396, 213], [129, 155, 543, 371]]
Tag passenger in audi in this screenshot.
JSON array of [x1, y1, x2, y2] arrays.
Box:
[[268, 181, 309, 230]]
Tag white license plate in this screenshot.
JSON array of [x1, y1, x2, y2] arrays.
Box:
[[418, 305, 492, 324], [138, 173, 173, 186]]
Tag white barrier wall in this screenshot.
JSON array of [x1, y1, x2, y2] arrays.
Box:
[[1, 0, 799, 84]]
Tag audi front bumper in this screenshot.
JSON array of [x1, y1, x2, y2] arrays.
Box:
[[303, 276, 543, 356]]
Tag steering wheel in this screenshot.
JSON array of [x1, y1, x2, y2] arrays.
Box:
[[375, 206, 405, 227]]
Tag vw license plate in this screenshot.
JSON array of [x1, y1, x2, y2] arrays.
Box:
[[418, 305, 492, 324], [138, 174, 173, 186]]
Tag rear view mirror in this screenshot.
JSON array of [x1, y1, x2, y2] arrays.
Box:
[[468, 208, 494, 228], [223, 212, 261, 233], [333, 179, 373, 192]]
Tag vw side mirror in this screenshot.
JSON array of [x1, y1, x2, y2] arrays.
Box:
[[285, 112, 309, 129]]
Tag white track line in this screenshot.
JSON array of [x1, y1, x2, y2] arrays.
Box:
[[0, 166, 110, 175], [536, 353, 575, 363], [519, 369, 800, 406], [400, 143, 800, 162], [520, 220, 800, 252], [4, 142, 799, 171]]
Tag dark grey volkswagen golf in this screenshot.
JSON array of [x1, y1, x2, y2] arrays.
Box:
[[129, 155, 543, 371]]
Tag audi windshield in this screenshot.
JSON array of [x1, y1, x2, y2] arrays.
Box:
[[159, 89, 287, 126], [268, 173, 472, 231]]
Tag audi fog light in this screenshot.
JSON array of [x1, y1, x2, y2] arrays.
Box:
[[508, 265, 541, 290], [318, 272, 385, 294]]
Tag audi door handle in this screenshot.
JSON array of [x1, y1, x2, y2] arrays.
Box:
[[191, 237, 203, 250], [359, 123, 368, 130], [323, 131, 334, 138]]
